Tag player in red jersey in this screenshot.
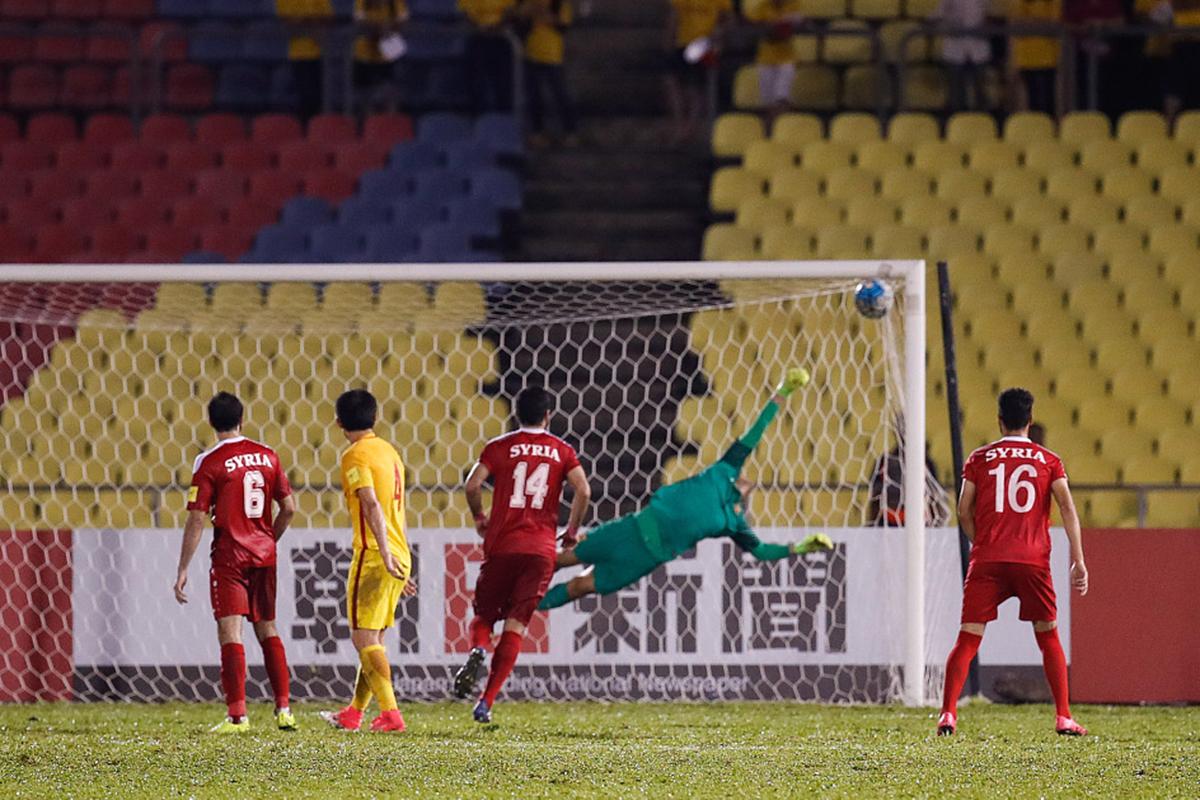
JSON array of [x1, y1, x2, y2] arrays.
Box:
[[174, 392, 298, 734], [452, 386, 591, 723], [938, 388, 1089, 737]]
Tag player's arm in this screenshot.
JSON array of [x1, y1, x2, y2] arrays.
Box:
[[173, 509, 206, 604], [273, 494, 296, 541], [958, 479, 977, 543], [561, 465, 591, 546], [464, 461, 490, 538], [729, 525, 832, 561], [1051, 477, 1088, 596], [356, 486, 406, 580]]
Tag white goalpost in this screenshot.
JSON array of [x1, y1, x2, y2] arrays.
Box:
[[0, 260, 946, 707]]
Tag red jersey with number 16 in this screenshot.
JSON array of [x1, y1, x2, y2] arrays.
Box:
[[963, 435, 1066, 569], [478, 428, 581, 559], [187, 436, 292, 569]]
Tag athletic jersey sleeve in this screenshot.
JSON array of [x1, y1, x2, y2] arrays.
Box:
[[478, 439, 501, 473], [342, 448, 375, 493], [562, 442, 581, 473], [272, 452, 293, 501], [730, 523, 791, 561], [186, 455, 216, 512], [1049, 452, 1066, 482], [963, 447, 983, 485]]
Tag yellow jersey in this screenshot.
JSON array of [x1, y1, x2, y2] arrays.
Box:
[[524, 0, 572, 66], [745, 0, 803, 66], [459, 0, 516, 28], [671, 0, 732, 49], [340, 432, 410, 560]]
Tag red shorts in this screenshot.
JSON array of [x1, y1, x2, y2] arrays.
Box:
[[473, 553, 555, 627], [961, 561, 1057, 624], [210, 563, 276, 623]]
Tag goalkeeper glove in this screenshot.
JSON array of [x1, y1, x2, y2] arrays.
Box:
[[776, 367, 811, 398], [791, 533, 833, 555]]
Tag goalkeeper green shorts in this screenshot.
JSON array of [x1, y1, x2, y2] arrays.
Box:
[[573, 514, 664, 596]]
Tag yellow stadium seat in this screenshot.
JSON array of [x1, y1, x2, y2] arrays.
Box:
[[1045, 169, 1099, 203], [1066, 277, 1121, 316], [879, 20, 928, 61], [1122, 456, 1178, 486], [945, 112, 998, 144], [1099, 166, 1154, 202], [824, 21, 874, 63], [1167, 366, 1200, 402], [1184, 458, 1200, 484], [75, 308, 127, 350], [926, 225, 980, 258], [210, 282, 264, 316], [736, 198, 790, 232], [968, 140, 1020, 174], [1107, 250, 1161, 288], [791, 31, 819, 63], [1135, 140, 1190, 175], [771, 113, 824, 147], [800, 140, 854, 174], [1079, 489, 1136, 526], [1163, 253, 1198, 291], [1109, 366, 1166, 405], [1099, 431, 1155, 467], [1010, 279, 1063, 317], [792, 196, 845, 227], [1179, 281, 1200, 315], [1120, 279, 1176, 317], [155, 283, 208, 311], [710, 167, 765, 212], [1174, 109, 1200, 145], [829, 112, 882, 144], [732, 65, 763, 110], [1003, 111, 1055, 145], [1036, 223, 1091, 259], [760, 225, 815, 258], [1092, 224, 1146, 259], [851, 0, 902, 16], [965, 308, 1023, 342], [743, 140, 799, 175], [815, 225, 871, 258], [1078, 306, 1137, 344], [1183, 199, 1200, 228], [912, 140, 967, 172], [856, 141, 909, 172], [1147, 225, 1199, 259], [844, 196, 898, 227], [1038, 337, 1091, 371], [1059, 111, 1110, 144], [1116, 110, 1168, 143], [871, 224, 924, 257], [824, 167, 879, 200], [899, 195, 953, 226], [955, 196, 1007, 228], [983, 224, 1036, 257], [887, 112, 939, 144], [1143, 492, 1200, 526], [702, 224, 758, 261], [902, 65, 948, 111], [430, 281, 485, 325], [1079, 139, 1134, 172], [791, 65, 841, 111], [1158, 167, 1200, 204], [1124, 196, 1178, 228], [322, 282, 373, 309], [804, 0, 848, 17], [989, 168, 1042, 204], [934, 168, 987, 202], [767, 168, 823, 203], [266, 282, 319, 311], [1135, 397, 1189, 432], [880, 168, 934, 200], [1008, 196, 1061, 228], [1076, 397, 1132, 430], [1064, 194, 1120, 227], [841, 65, 889, 111], [1149, 333, 1200, 373], [712, 113, 765, 158]]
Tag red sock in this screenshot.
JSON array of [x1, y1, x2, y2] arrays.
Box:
[[941, 631, 982, 715], [470, 617, 493, 650], [1035, 628, 1071, 718], [220, 642, 247, 719], [481, 630, 522, 707], [260, 636, 290, 710]]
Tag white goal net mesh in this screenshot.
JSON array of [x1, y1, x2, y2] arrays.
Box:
[[0, 271, 950, 705]]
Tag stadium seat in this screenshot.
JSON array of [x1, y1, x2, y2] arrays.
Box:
[[799, 140, 853, 174], [251, 113, 302, 144], [742, 141, 797, 175], [771, 113, 824, 148], [880, 168, 933, 201], [417, 112, 471, 143], [164, 64, 214, 111], [55, 140, 107, 172], [765, 168, 822, 203], [912, 141, 966, 172], [362, 113, 413, 147], [141, 226, 197, 262], [788, 65, 841, 112], [955, 196, 1006, 228], [279, 196, 332, 228], [759, 225, 814, 258], [945, 112, 997, 144], [1135, 140, 1190, 175], [196, 113, 245, 146], [828, 112, 881, 145], [792, 196, 845, 228], [1022, 141, 1076, 174], [933, 168, 987, 202], [712, 113, 763, 158], [116, 196, 169, 228], [926, 225, 979, 257], [1143, 493, 1199, 526], [710, 168, 765, 213], [1080, 139, 1134, 172], [1099, 166, 1153, 202], [815, 225, 870, 258], [901, 65, 948, 111], [1116, 111, 1168, 144], [1134, 396, 1189, 431], [845, 196, 898, 228], [1059, 111, 1110, 144], [1147, 225, 1200, 260], [900, 195, 952, 227], [1003, 111, 1055, 145], [8, 65, 59, 109], [870, 224, 924, 257], [199, 225, 255, 262], [164, 141, 217, 172], [1037, 223, 1091, 259], [735, 197, 789, 232], [1009, 196, 1063, 228], [1092, 224, 1146, 259], [363, 225, 418, 262], [1078, 489, 1136, 525], [702, 224, 757, 261], [1063, 194, 1119, 228], [1109, 366, 1166, 405], [968, 141, 1019, 174], [824, 167, 878, 200], [1124, 197, 1178, 229], [855, 141, 908, 172]]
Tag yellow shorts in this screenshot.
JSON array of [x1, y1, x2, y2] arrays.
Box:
[[346, 547, 410, 630]]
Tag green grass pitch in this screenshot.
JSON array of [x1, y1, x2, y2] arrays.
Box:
[[0, 702, 1196, 798]]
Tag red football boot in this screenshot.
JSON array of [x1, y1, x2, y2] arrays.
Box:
[[1056, 716, 1087, 736], [319, 706, 363, 732], [369, 709, 407, 733], [936, 711, 957, 736]]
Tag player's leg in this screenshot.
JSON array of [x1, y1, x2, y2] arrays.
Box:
[[321, 549, 373, 731], [938, 563, 1004, 735], [454, 557, 508, 699], [210, 564, 251, 733], [248, 567, 296, 730], [1017, 566, 1086, 735], [539, 516, 645, 609], [351, 551, 408, 733]]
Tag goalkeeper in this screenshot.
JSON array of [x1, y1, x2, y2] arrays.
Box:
[[539, 367, 833, 611]]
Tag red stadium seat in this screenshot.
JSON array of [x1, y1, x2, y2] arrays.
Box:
[[165, 64, 214, 111], [84, 168, 138, 200], [251, 114, 302, 145], [140, 21, 185, 63], [199, 224, 256, 262], [363, 113, 413, 146], [84, 26, 132, 64], [88, 222, 140, 261], [196, 113, 245, 146], [55, 140, 109, 171], [109, 140, 163, 171], [82, 113, 134, 145], [1, 141, 54, 170], [171, 196, 224, 229], [61, 64, 113, 109], [0, 224, 35, 262], [334, 142, 385, 174], [0, 115, 19, 143], [34, 24, 85, 63], [115, 196, 168, 228], [164, 141, 217, 172], [225, 196, 280, 230], [220, 140, 273, 171], [308, 114, 356, 144], [248, 170, 302, 204], [3, 197, 58, 228], [277, 140, 330, 173], [0, 174, 31, 204], [60, 196, 115, 228], [29, 170, 83, 203], [52, 0, 102, 18], [110, 64, 133, 107], [8, 65, 60, 110], [27, 113, 77, 146], [0, 34, 34, 67], [139, 168, 191, 200], [304, 169, 356, 203], [139, 225, 197, 262], [33, 223, 88, 263], [102, 0, 155, 19], [1, 0, 51, 20], [193, 169, 247, 205], [140, 113, 192, 145]]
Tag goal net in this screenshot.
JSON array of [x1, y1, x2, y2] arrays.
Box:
[[0, 262, 952, 707]]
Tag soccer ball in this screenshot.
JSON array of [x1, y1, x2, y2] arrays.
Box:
[[854, 280, 894, 319]]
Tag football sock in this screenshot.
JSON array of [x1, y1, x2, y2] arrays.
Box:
[[361, 645, 398, 712], [940, 630, 983, 715], [1035, 628, 1071, 718], [482, 630, 522, 707], [219, 642, 247, 720], [538, 583, 570, 610], [260, 636, 290, 711], [350, 664, 373, 712], [470, 617, 493, 650]]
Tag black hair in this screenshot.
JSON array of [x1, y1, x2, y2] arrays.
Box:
[[208, 391, 243, 433], [998, 387, 1034, 432], [336, 389, 378, 431], [515, 386, 553, 427]]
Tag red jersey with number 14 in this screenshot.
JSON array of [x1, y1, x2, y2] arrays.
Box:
[[478, 428, 581, 559], [187, 436, 292, 569], [963, 435, 1066, 568]]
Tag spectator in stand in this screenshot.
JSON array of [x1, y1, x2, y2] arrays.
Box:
[[518, 0, 579, 148], [354, 0, 410, 111], [460, 0, 518, 112], [279, 0, 334, 119], [1029, 422, 1046, 446], [665, 0, 733, 144], [1166, 0, 1200, 113], [744, 0, 805, 122], [1007, 0, 1061, 114], [936, 0, 991, 111], [868, 441, 947, 527], [1063, 0, 1127, 118]]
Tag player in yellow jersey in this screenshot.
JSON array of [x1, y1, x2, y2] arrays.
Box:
[[319, 389, 415, 734]]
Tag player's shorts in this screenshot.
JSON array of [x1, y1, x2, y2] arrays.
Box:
[[961, 560, 1057, 624], [573, 514, 664, 596], [347, 547, 409, 630], [473, 553, 556, 626], [210, 563, 276, 623]]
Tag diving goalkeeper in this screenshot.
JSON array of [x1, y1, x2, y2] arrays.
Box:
[[539, 367, 833, 611]]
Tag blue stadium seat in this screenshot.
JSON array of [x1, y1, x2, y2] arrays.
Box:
[[252, 223, 308, 262], [391, 196, 444, 232], [209, 0, 274, 17], [389, 140, 442, 173], [409, 0, 459, 19], [364, 225, 418, 262], [268, 64, 297, 110], [470, 167, 521, 210], [182, 250, 226, 263], [330, 0, 355, 16], [241, 21, 288, 62], [158, 0, 208, 18], [281, 196, 333, 227], [338, 197, 391, 229], [216, 65, 269, 110], [358, 168, 411, 204], [442, 140, 496, 172], [405, 30, 466, 60], [444, 197, 500, 238], [412, 168, 468, 203], [474, 114, 522, 157], [417, 223, 475, 262], [188, 22, 241, 62], [309, 224, 364, 262], [417, 112, 471, 143]]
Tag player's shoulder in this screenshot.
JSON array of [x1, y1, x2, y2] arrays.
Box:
[[482, 428, 523, 452], [190, 436, 242, 475]]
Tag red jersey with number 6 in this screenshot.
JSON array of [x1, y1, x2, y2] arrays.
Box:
[[478, 428, 581, 559], [963, 435, 1066, 568], [187, 436, 292, 569]]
